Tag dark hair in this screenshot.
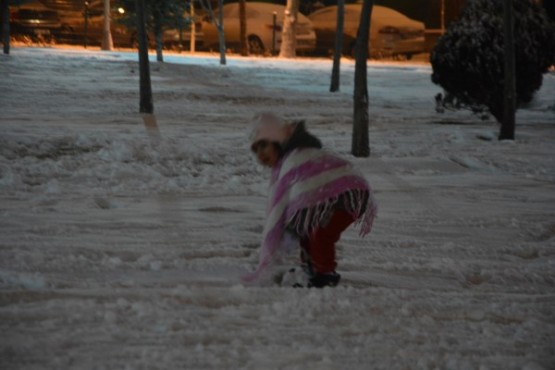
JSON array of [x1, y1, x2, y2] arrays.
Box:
[[280, 121, 322, 154]]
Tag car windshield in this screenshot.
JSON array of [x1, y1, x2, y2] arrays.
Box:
[[222, 5, 261, 19], [374, 6, 411, 21]]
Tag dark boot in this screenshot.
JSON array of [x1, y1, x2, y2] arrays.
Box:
[[308, 272, 341, 288]]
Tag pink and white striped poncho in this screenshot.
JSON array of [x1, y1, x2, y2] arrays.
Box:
[[242, 147, 377, 283]]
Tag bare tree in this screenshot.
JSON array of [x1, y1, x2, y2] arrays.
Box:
[[199, 0, 226, 64], [330, 0, 345, 92], [136, 0, 153, 114], [1, 0, 9, 54], [190, 1, 196, 53], [136, 0, 160, 140], [279, 0, 299, 58], [152, 6, 164, 62], [101, 0, 114, 50], [500, 0, 515, 140], [239, 0, 247, 56], [352, 0, 373, 158], [216, 0, 226, 64]]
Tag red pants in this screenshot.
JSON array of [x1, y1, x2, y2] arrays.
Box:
[[300, 210, 355, 275]]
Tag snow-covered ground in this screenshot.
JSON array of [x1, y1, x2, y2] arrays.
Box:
[[1, 46, 554, 370]]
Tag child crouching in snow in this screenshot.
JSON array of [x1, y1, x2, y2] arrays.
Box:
[[242, 112, 377, 288]]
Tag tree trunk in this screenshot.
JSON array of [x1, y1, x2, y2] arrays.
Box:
[[1, 0, 10, 54], [239, 0, 247, 56], [84, 1, 89, 48], [136, 0, 153, 114], [279, 0, 299, 58], [499, 0, 515, 140], [101, 0, 113, 51], [153, 10, 163, 63], [352, 0, 373, 158], [155, 28, 163, 62], [190, 2, 196, 53], [216, 0, 226, 64], [200, 0, 226, 64], [330, 0, 345, 92]]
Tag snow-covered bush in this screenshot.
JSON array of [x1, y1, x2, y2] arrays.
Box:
[[430, 0, 555, 122]]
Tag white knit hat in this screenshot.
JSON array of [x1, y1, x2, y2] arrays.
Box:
[[250, 113, 290, 151]]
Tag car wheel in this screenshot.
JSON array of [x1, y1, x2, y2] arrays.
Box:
[[247, 35, 265, 55]]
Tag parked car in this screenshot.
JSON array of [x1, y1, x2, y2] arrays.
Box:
[[202, 2, 316, 55], [54, 2, 135, 47], [9, 0, 62, 41], [56, 3, 203, 50], [308, 4, 425, 59]]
